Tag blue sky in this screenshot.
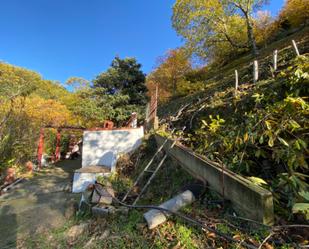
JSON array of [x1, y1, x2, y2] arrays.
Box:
[[0, 0, 284, 85]]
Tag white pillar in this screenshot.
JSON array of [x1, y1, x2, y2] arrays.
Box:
[[292, 40, 300, 56], [253, 60, 259, 83], [273, 50, 278, 71], [235, 70, 238, 96]]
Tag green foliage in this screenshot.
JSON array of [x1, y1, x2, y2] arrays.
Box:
[[0, 63, 77, 171], [0, 62, 39, 99], [202, 115, 225, 133], [94, 56, 148, 106], [172, 0, 267, 62], [69, 87, 135, 126], [183, 56, 309, 218], [0, 63, 43, 169], [97, 172, 133, 194], [292, 203, 309, 219], [172, 0, 246, 62], [172, 0, 308, 64], [0, 57, 148, 172]]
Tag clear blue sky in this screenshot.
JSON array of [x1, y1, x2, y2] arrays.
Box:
[[0, 0, 284, 85]]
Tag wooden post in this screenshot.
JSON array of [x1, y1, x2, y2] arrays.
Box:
[[253, 60, 259, 83], [273, 50, 278, 71], [235, 70, 238, 96], [292, 40, 300, 56]]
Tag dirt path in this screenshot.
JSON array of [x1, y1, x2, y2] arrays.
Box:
[[0, 159, 82, 249]]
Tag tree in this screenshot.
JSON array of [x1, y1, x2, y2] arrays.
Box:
[[278, 0, 309, 29], [93, 57, 148, 106], [65, 77, 90, 91], [172, 0, 267, 59], [0, 62, 76, 168], [0, 62, 39, 130], [227, 0, 268, 56], [147, 48, 198, 101], [70, 87, 135, 126], [254, 10, 274, 47]]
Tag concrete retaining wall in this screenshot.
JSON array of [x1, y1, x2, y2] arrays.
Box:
[[155, 135, 274, 225], [82, 127, 144, 171]]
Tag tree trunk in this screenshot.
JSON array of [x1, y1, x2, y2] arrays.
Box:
[[172, 78, 177, 97], [245, 14, 258, 57]]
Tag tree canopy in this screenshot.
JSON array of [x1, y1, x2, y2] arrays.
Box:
[[146, 48, 206, 102], [172, 0, 267, 61], [94, 57, 148, 106]]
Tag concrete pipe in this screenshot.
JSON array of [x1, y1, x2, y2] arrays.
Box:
[[143, 190, 195, 229]]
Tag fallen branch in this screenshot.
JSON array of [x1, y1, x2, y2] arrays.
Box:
[[258, 232, 274, 249], [0, 178, 24, 194]]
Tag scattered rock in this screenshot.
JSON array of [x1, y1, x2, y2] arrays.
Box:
[[92, 205, 116, 217], [91, 183, 115, 205], [97, 229, 110, 240], [99, 194, 113, 205], [66, 223, 89, 242]]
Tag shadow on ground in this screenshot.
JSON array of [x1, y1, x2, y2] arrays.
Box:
[[0, 159, 82, 249]]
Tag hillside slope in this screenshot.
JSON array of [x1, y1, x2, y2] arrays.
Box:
[[157, 29, 309, 219], [158, 28, 309, 119]]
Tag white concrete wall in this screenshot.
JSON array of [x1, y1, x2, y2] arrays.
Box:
[[72, 172, 106, 193], [82, 127, 144, 171]]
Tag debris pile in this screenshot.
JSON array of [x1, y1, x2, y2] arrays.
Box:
[[81, 181, 129, 218]]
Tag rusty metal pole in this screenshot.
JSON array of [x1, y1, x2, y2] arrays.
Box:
[[37, 128, 45, 169], [154, 84, 158, 118], [55, 129, 61, 162]]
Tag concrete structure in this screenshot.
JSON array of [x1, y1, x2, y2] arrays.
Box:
[[144, 190, 195, 229], [72, 127, 144, 193], [72, 166, 110, 193], [155, 135, 274, 225], [82, 127, 144, 171]]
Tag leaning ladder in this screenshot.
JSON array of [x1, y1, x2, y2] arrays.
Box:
[[122, 135, 178, 205]]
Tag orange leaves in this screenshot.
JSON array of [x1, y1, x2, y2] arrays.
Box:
[[279, 0, 309, 28], [23, 96, 75, 127], [146, 48, 192, 102]]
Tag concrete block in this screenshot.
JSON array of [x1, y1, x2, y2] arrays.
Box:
[[155, 135, 274, 225], [72, 172, 106, 193], [144, 190, 195, 229], [91, 190, 101, 204], [99, 196, 113, 205], [92, 205, 116, 217], [92, 206, 109, 217]]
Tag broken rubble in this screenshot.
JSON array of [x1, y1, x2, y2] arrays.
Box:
[[91, 183, 115, 205], [92, 205, 129, 217], [66, 222, 89, 242], [92, 205, 116, 217]]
